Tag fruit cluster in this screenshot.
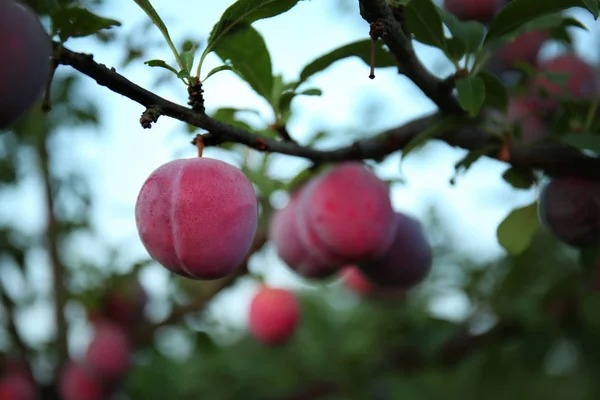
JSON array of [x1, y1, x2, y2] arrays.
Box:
[[270, 162, 433, 290]]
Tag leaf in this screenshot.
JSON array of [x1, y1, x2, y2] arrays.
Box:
[[277, 88, 322, 123], [401, 116, 469, 161], [479, 71, 509, 112], [203, 65, 235, 82], [144, 59, 178, 75], [52, 7, 121, 42], [299, 39, 397, 84], [404, 0, 447, 51], [485, 0, 598, 45], [455, 76, 486, 117], [561, 133, 600, 154], [502, 167, 536, 190], [497, 202, 540, 256], [213, 24, 274, 101], [180, 43, 197, 76], [437, 6, 485, 55], [199, 0, 302, 74], [133, 0, 185, 72]]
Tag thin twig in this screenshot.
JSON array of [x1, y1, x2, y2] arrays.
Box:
[[37, 137, 69, 364]]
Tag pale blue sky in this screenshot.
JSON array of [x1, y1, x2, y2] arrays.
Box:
[[1, 0, 599, 360]]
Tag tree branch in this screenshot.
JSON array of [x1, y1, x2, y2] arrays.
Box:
[[54, 44, 600, 179], [37, 137, 69, 365], [358, 0, 462, 114]]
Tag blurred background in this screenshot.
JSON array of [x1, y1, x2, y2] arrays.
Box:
[[2, 0, 600, 398]]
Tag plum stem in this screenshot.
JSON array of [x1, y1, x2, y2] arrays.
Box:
[[195, 134, 204, 157]]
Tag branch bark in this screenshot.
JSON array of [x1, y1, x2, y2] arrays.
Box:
[[358, 0, 462, 114], [55, 43, 600, 179], [37, 137, 69, 365]]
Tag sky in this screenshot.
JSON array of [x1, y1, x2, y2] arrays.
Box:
[[2, 0, 600, 360]]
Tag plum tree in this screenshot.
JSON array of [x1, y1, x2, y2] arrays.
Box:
[[443, 0, 504, 22], [532, 54, 599, 109], [497, 30, 547, 70], [0, 0, 52, 130], [248, 287, 300, 345], [296, 162, 396, 265], [269, 190, 339, 278], [85, 320, 131, 380], [359, 212, 433, 289], [58, 362, 103, 400], [538, 177, 600, 247], [135, 157, 258, 280]]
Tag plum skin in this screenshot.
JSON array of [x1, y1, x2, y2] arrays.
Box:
[[249, 287, 300, 345], [85, 321, 131, 380], [0, 0, 52, 130], [538, 177, 600, 248], [359, 213, 433, 289], [135, 158, 258, 280], [58, 362, 103, 400], [296, 162, 396, 265], [269, 189, 339, 279], [443, 0, 503, 22]]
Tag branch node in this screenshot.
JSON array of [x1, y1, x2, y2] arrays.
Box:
[[187, 76, 205, 113], [139, 106, 162, 129]]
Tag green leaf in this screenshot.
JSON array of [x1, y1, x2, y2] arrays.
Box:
[[299, 88, 322, 96], [502, 167, 536, 190], [133, 0, 185, 72], [198, 0, 302, 75], [213, 24, 273, 102], [180, 43, 197, 76], [455, 76, 486, 117], [485, 0, 598, 45], [299, 39, 397, 84], [561, 133, 600, 154], [202, 65, 235, 82], [479, 71, 509, 112], [401, 116, 469, 161], [497, 202, 540, 256], [144, 59, 178, 75], [437, 6, 486, 55], [277, 88, 322, 124], [51, 7, 121, 42], [404, 0, 447, 51]]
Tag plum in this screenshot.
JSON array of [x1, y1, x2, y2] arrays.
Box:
[[135, 158, 258, 280], [443, 0, 503, 22], [498, 30, 547, 69], [507, 97, 547, 143], [295, 162, 396, 265], [249, 287, 300, 345], [269, 190, 339, 279], [58, 362, 103, 400], [359, 213, 432, 289], [532, 54, 599, 109], [341, 266, 376, 295], [85, 320, 131, 380], [0, 375, 35, 400], [0, 0, 52, 130], [101, 279, 148, 334], [538, 177, 600, 247]]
